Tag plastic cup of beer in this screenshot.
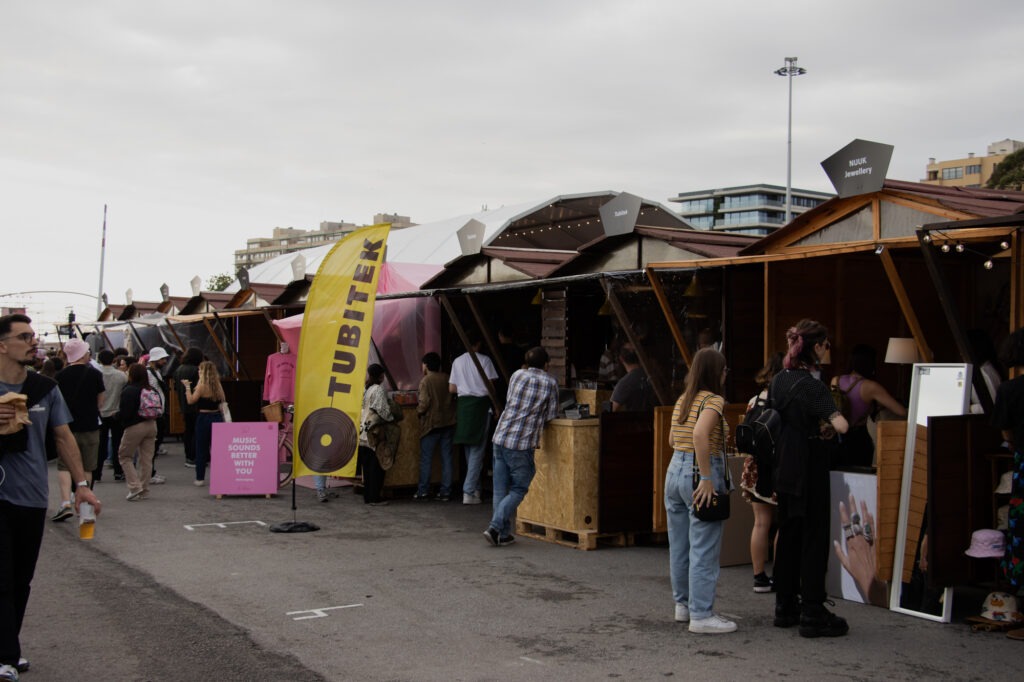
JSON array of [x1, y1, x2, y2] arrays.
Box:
[[79, 501, 96, 540]]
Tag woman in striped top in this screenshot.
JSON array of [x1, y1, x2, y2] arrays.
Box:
[[664, 348, 735, 634]]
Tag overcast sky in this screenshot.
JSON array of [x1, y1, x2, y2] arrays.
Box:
[[2, 0, 1022, 327]]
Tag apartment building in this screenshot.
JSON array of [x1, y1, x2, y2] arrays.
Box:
[[923, 138, 1023, 188], [668, 184, 833, 236], [234, 213, 415, 270]]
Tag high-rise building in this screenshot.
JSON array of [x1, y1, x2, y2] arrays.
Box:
[[234, 214, 415, 270], [668, 184, 833, 236], [923, 138, 1024, 188]]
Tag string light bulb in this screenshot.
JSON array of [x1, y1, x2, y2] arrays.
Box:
[[941, 244, 950, 253], [984, 259, 994, 270], [1000, 241, 1010, 250], [955, 243, 965, 253], [922, 234, 932, 243]]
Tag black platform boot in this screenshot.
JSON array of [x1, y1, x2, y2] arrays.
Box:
[[799, 601, 849, 638], [774, 595, 800, 628]]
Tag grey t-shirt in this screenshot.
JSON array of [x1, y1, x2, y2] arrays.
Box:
[[0, 378, 72, 508]]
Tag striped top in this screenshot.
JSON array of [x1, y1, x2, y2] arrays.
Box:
[[670, 390, 727, 453]]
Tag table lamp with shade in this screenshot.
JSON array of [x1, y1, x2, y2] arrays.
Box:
[[885, 337, 921, 404]]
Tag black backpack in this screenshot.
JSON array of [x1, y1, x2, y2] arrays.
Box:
[[735, 377, 807, 498]]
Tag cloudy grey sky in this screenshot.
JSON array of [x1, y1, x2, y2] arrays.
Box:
[[2, 0, 1022, 326]]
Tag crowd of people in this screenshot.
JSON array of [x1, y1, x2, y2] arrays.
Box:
[[4, 307, 1022, 680]]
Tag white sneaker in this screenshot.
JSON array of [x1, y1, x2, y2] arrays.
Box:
[[0, 663, 19, 681], [674, 603, 690, 622], [688, 614, 737, 634], [150, 475, 166, 485], [462, 492, 481, 505]]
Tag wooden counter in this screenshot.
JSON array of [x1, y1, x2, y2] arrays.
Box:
[[383, 406, 460, 490], [518, 418, 601, 533]]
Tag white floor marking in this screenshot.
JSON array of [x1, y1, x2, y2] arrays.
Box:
[[183, 520, 268, 531], [287, 604, 364, 620]]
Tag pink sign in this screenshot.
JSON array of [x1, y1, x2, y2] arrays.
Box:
[[210, 422, 279, 496]]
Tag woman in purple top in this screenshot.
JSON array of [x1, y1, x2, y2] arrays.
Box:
[[830, 344, 906, 468]]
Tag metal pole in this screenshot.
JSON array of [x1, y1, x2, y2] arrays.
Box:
[[775, 58, 806, 225], [785, 70, 793, 224], [97, 204, 107, 319]]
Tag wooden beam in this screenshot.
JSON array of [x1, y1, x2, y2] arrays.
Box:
[[878, 249, 933, 362], [465, 294, 509, 383], [872, 198, 881, 242], [1013, 231, 1024, 334], [601, 277, 671, 406], [212, 311, 251, 381], [201, 318, 236, 379], [437, 293, 502, 414], [163, 317, 187, 354], [645, 267, 692, 368], [261, 309, 285, 345]]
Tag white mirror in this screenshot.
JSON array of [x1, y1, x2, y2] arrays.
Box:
[[889, 363, 971, 622]]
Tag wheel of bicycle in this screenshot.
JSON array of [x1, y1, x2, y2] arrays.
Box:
[[278, 438, 294, 488]]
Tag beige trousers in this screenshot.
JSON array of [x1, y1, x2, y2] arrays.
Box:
[[118, 420, 157, 495]]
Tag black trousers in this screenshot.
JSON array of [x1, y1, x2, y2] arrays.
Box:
[[358, 445, 386, 503], [181, 412, 197, 463], [0, 502, 45, 667], [774, 456, 831, 606], [95, 415, 124, 479]]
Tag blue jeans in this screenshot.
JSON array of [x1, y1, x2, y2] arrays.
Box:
[[418, 426, 454, 496], [462, 413, 491, 497], [489, 445, 536, 537], [664, 450, 727, 620], [194, 412, 224, 482], [314, 475, 327, 492]]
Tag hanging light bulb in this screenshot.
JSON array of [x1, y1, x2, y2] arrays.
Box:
[[941, 244, 951, 253], [1000, 241, 1010, 250], [955, 243, 965, 253], [922, 234, 932, 243], [983, 260, 994, 270]]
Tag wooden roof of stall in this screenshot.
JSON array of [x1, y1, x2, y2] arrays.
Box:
[[424, 194, 756, 288]]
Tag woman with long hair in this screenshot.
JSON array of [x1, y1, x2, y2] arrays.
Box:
[[183, 361, 225, 486], [740, 351, 785, 594], [359, 364, 394, 506], [771, 320, 849, 638], [665, 348, 735, 634], [117, 363, 158, 501], [830, 344, 906, 468]]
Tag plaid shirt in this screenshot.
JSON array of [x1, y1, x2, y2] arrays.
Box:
[[492, 367, 559, 451]]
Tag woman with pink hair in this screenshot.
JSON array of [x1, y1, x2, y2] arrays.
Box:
[[770, 320, 850, 638]]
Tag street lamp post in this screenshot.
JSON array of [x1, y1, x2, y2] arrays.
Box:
[[774, 57, 806, 224]]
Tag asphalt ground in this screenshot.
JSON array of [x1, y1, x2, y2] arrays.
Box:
[[17, 440, 1020, 681]]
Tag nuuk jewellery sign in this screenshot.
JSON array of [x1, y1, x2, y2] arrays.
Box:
[[821, 139, 894, 197]]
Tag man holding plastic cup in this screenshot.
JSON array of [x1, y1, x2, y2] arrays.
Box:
[[0, 314, 101, 681]]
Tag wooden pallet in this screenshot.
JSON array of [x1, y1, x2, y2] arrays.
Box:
[[515, 519, 633, 551]]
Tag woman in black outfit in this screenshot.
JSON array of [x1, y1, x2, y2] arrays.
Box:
[[771, 319, 849, 637]]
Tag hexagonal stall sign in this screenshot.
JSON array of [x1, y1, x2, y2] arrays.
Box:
[[821, 139, 893, 197]]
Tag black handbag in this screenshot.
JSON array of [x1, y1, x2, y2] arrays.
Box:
[[692, 471, 730, 522], [692, 396, 732, 522]]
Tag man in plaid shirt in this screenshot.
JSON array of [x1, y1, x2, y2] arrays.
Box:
[[483, 346, 559, 546]]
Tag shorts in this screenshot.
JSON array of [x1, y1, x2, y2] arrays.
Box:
[[57, 429, 101, 473]]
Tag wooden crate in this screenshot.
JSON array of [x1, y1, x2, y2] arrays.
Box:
[[517, 419, 601, 533]]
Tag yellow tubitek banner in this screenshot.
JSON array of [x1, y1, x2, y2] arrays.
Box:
[[293, 224, 390, 478]]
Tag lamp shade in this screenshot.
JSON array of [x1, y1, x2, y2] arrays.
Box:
[[885, 337, 920, 364]]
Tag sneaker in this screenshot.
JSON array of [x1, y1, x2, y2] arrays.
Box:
[[317, 489, 328, 503], [674, 603, 690, 623], [435, 492, 451, 502], [15, 659, 27, 673], [150, 474, 166, 485], [50, 504, 74, 522], [126, 489, 144, 501], [184, 460, 196, 468], [463, 492, 481, 505], [688, 614, 737, 634], [103, 459, 114, 468], [498, 535, 516, 546], [113, 474, 125, 481], [193, 480, 205, 486], [799, 602, 849, 638], [412, 492, 430, 501], [483, 527, 499, 545], [0, 663, 19, 681], [368, 500, 390, 507], [156, 447, 169, 456], [753, 572, 774, 593]]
